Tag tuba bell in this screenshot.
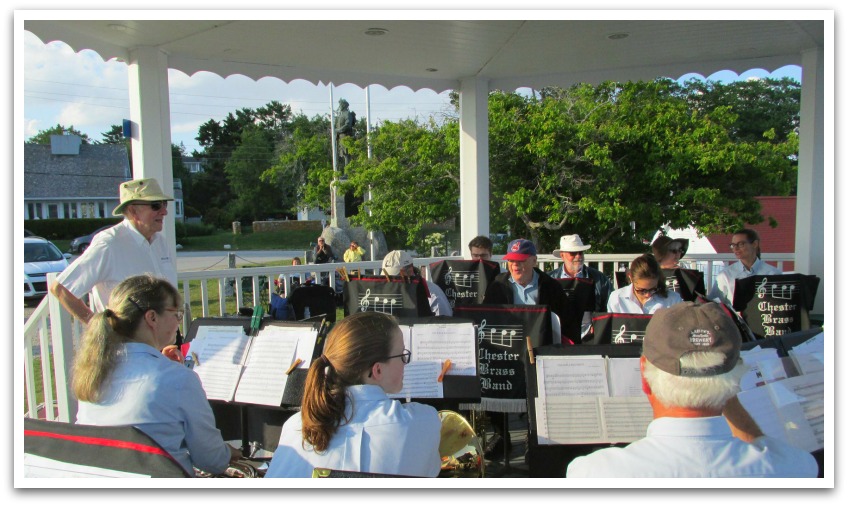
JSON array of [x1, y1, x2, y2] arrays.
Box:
[[438, 410, 484, 478]]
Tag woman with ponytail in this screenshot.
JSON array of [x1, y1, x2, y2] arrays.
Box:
[[265, 312, 441, 477], [74, 274, 241, 476]]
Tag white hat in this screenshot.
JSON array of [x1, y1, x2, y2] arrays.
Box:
[[382, 250, 414, 275], [552, 234, 592, 255]]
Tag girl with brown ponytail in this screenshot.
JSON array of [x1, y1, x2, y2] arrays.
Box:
[[265, 311, 441, 477], [74, 274, 241, 475]]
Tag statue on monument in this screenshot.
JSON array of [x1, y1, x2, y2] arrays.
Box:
[[335, 98, 357, 170]]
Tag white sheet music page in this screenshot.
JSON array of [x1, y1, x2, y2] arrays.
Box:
[[736, 370, 823, 452], [535, 355, 608, 399], [607, 358, 643, 397], [233, 327, 300, 406], [191, 326, 251, 401], [535, 397, 604, 445], [388, 361, 443, 399], [599, 397, 652, 442], [398, 324, 413, 352], [410, 323, 476, 376]]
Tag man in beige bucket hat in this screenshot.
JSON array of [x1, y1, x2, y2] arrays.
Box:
[[50, 178, 179, 348]]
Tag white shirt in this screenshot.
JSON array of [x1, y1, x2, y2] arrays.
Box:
[[566, 416, 818, 478], [76, 343, 231, 475], [56, 220, 177, 312], [265, 384, 441, 478], [425, 280, 453, 316], [606, 285, 684, 314], [708, 258, 782, 306]]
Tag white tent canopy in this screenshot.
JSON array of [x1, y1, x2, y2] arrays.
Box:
[[22, 12, 830, 312]]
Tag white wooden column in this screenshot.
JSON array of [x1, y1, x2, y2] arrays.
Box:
[[459, 77, 490, 258], [127, 46, 176, 255], [795, 46, 826, 316]]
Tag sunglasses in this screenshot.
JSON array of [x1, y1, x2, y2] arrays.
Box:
[[633, 286, 658, 296], [667, 248, 683, 254], [135, 200, 167, 211]]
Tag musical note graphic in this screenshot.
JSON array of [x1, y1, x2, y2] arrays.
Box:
[[359, 289, 371, 311], [613, 324, 646, 344], [444, 266, 453, 285], [756, 278, 769, 299], [666, 278, 680, 292], [358, 290, 402, 315], [476, 323, 523, 348]]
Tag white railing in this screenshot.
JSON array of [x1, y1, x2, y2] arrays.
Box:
[[23, 253, 794, 422]]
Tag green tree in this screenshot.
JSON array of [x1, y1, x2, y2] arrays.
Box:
[[97, 124, 132, 170], [26, 124, 91, 144], [336, 118, 459, 246], [264, 113, 332, 216], [224, 125, 282, 221]]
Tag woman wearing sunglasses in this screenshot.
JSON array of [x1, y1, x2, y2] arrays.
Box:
[[607, 254, 684, 314], [73, 275, 242, 476], [651, 236, 688, 270], [266, 312, 441, 477]]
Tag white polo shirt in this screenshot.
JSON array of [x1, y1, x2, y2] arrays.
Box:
[[56, 219, 177, 312]]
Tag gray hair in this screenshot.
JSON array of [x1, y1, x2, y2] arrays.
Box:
[[642, 352, 747, 410]]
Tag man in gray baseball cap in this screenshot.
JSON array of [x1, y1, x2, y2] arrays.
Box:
[[566, 301, 818, 478]]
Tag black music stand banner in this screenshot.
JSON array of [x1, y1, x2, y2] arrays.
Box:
[[453, 304, 551, 412], [553, 278, 596, 312], [590, 312, 653, 345], [429, 259, 500, 308], [343, 277, 433, 318], [662, 268, 706, 302], [732, 274, 821, 339]]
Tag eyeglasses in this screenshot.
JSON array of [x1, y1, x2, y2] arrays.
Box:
[[384, 349, 412, 364], [135, 200, 167, 211], [563, 251, 584, 257], [729, 241, 750, 250], [632, 286, 658, 296], [164, 307, 184, 319]]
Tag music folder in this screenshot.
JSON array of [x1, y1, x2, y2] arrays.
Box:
[[185, 317, 324, 408], [391, 316, 481, 404]]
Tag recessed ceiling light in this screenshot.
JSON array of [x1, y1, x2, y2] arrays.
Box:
[[607, 32, 629, 40], [108, 24, 128, 32], [364, 27, 389, 36], [425, 68, 438, 73]]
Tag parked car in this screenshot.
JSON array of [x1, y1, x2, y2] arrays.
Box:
[[24, 236, 71, 300], [69, 225, 114, 254]]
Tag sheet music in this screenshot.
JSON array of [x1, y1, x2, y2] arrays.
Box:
[[535, 355, 608, 399], [189, 326, 250, 365], [599, 397, 653, 441], [607, 358, 643, 397], [410, 323, 476, 375], [194, 362, 243, 401], [736, 371, 823, 452], [233, 329, 299, 406], [388, 361, 443, 399], [790, 350, 824, 375], [398, 324, 412, 352], [535, 397, 604, 444], [257, 325, 318, 370], [740, 348, 786, 390]]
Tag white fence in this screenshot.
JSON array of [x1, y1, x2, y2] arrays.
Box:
[[23, 253, 793, 422]]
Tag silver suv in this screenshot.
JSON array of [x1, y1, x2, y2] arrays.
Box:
[[24, 236, 71, 300]]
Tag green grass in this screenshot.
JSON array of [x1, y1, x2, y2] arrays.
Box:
[[25, 359, 57, 415], [177, 229, 318, 252]]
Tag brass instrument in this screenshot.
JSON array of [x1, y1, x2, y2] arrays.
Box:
[[438, 410, 484, 478]]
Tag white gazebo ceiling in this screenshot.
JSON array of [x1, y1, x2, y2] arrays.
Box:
[[24, 18, 824, 92]]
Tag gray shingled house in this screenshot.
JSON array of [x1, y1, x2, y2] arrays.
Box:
[[24, 135, 183, 220]]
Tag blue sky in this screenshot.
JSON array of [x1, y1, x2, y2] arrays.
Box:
[[23, 29, 803, 156]]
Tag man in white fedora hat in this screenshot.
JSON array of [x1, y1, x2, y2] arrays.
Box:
[[547, 234, 614, 339], [51, 178, 178, 331]]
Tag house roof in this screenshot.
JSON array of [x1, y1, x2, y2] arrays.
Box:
[[706, 196, 797, 255], [24, 143, 131, 200]]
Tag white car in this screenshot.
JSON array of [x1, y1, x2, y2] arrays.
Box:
[[24, 236, 71, 300]]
